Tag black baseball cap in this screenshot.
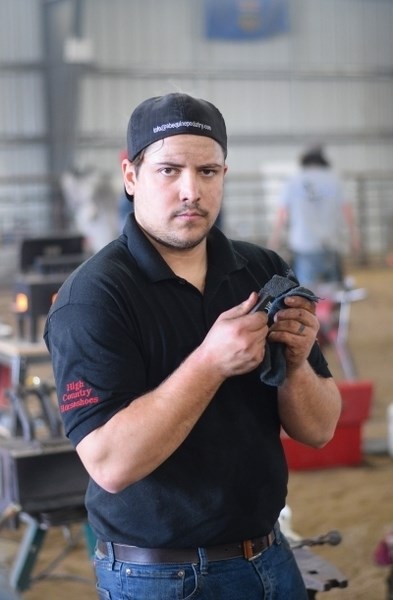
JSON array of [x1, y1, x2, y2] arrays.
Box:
[[127, 92, 227, 160], [124, 93, 227, 201]]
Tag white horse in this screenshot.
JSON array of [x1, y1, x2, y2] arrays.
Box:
[[61, 168, 119, 254]]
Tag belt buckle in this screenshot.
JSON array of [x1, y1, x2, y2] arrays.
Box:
[[242, 531, 275, 561], [242, 539, 255, 560]]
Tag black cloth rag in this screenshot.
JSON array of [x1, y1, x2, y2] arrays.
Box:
[[254, 275, 319, 387]]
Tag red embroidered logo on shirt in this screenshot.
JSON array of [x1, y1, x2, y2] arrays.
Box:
[[61, 379, 99, 412]]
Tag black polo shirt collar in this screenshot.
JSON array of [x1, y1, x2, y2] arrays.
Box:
[[121, 213, 247, 284]]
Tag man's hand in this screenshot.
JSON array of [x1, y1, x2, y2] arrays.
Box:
[[268, 295, 320, 374], [199, 292, 269, 378]]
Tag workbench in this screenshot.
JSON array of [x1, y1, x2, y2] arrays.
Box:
[[0, 339, 50, 407]]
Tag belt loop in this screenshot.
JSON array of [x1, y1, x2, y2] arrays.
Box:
[[197, 547, 209, 574], [104, 541, 116, 567], [273, 521, 281, 546]]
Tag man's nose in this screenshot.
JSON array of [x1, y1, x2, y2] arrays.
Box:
[[179, 171, 200, 202]]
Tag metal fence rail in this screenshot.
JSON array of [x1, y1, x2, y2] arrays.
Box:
[[224, 171, 393, 264], [0, 171, 392, 284]]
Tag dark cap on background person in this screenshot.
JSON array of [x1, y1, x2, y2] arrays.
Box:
[[123, 92, 227, 201], [300, 144, 330, 168]]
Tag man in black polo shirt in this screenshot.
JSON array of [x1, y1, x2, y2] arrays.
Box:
[[44, 93, 341, 599]]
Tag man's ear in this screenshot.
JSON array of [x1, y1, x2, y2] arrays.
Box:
[[122, 160, 137, 197]]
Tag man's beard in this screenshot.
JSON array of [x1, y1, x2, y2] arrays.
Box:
[[137, 200, 217, 250], [141, 225, 208, 250]]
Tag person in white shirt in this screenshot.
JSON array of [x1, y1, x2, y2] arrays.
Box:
[[269, 146, 360, 287]]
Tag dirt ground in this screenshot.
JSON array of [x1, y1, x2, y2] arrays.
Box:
[[0, 265, 392, 599]]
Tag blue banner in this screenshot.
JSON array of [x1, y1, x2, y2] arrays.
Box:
[[204, 0, 289, 40]]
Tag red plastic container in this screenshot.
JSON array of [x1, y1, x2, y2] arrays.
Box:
[[281, 380, 373, 469], [0, 364, 11, 408]]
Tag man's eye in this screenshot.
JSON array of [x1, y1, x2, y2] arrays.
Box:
[[201, 169, 217, 177], [160, 167, 177, 176]]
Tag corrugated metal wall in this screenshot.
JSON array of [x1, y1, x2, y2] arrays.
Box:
[[76, 0, 393, 171], [0, 0, 392, 280]]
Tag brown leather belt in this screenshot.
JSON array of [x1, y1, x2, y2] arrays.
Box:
[[97, 528, 276, 564]]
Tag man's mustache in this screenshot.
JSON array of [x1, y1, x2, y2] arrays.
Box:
[[173, 203, 208, 217]]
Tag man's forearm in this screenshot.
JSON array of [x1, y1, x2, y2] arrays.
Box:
[[278, 361, 342, 448], [76, 344, 225, 493]]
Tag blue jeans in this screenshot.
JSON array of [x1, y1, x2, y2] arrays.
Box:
[[292, 250, 343, 287], [94, 531, 307, 600]]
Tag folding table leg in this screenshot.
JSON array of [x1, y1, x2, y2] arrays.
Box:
[[9, 513, 47, 592]]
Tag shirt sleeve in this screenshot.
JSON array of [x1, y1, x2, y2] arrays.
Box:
[[308, 340, 332, 378], [45, 302, 146, 446]]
